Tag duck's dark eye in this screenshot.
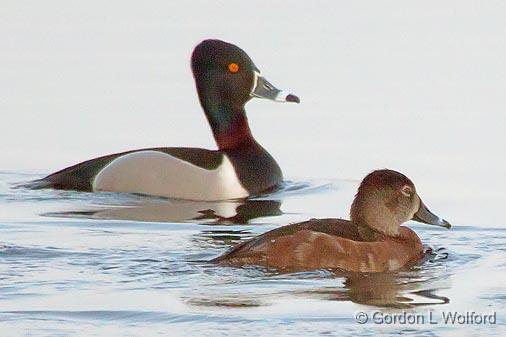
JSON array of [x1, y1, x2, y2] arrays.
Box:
[[228, 63, 239, 73], [401, 185, 413, 197]]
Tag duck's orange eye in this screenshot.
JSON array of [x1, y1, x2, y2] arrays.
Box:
[[228, 63, 239, 73]]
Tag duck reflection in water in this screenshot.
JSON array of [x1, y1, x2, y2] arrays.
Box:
[[297, 269, 450, 308], [45, 197, 282, 224], [187, 261, 450, 309]]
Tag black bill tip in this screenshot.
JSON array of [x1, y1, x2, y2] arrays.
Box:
[[286, 94, 300, 104], [440, 219, 452, 229]]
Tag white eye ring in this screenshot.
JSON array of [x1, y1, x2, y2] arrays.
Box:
[[401, 185, 413, 197]]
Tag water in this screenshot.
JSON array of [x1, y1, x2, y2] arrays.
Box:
[[2, 1, 506, 335], [1, 172, 505, 336]]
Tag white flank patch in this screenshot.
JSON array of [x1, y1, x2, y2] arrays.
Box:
[[92, 150, 249, 201], [387, 259, 401, 271]]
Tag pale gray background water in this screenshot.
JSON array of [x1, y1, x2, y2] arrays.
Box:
[[1, 1, 505, 336]]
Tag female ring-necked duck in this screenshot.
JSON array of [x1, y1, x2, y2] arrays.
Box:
[[214, 169, 451, 272], [30, 39, 299, 200]]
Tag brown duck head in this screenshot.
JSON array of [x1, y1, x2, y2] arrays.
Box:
[[350, 169, 451, 237]]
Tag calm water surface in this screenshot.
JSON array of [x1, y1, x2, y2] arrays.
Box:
[[0, 172, 505, 336], [3, 1, 506, 336]]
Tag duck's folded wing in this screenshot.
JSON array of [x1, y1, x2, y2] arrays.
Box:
[[213, 219, 361, 266], [24, 147, 223, 191]]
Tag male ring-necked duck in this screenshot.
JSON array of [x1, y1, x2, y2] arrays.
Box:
[[30, 39, 299, 200], [214, 169, 451, 272]]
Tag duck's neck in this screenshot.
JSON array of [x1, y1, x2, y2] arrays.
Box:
[[355, 223, 384, 241], [203, 102, 256, 150], [350, 192, 402, 239]]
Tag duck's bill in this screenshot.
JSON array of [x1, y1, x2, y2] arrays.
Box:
[[251, 72, 300, 103], [412, 200, 451, 229]]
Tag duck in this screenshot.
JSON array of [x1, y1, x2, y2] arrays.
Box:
[[213, 169, 451, 272], [29, 39, 299, 201]]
